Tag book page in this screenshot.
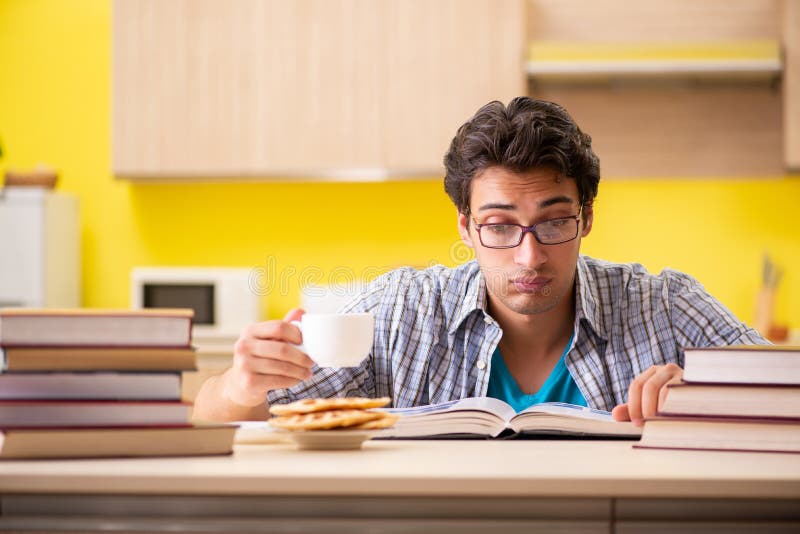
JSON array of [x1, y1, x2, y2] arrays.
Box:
[[381, 397, 515, 437], [516, 402, 615, 421], [510, 402, 641, 437], [385, 397, 516, 422]]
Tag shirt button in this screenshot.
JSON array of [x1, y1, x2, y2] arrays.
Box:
[[477, 360, 487, 370], [483, 316, 494, 325]]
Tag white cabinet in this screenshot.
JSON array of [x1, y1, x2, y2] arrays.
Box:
[[0, 188, 80, 308]]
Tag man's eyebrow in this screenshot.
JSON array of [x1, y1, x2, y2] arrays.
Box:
[[477, 196, 576, 212], [477, 202, 516, 212], [539, 196, 576, 209]]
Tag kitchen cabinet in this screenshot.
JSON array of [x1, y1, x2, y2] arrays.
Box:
[[113, 0, 525, 179], [525, 0, 786, 177], [785, 0, 800, 171]]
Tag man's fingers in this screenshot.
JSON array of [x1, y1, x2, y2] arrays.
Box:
[[241, 320, 302, 345], [626, 366, 658, 425], [627, 363, 684, 426], [234, 343, 313, 382], [244, 339, 315, 368], [244, 357, 312, 382], [640, 365, 679, 419], [611, 403, 630, 422], [283, 307, 305, 323]]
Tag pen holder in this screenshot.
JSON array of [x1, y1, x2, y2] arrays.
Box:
[[753, 286, 775, 338]]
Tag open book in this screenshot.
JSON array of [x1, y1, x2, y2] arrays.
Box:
[[379, 397, 642, 439]]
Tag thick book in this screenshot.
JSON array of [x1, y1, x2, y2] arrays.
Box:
[[0, 346, 197, 371], [379, 397, 641, 439], [683, 345, 800, 385], [0, 425, 236, 459], [635, 417, 800, 453], [0, 308, 194, 348], [0, 372, 182, 401], [659, 382, 800, 419], [0, 400, 191, 427]]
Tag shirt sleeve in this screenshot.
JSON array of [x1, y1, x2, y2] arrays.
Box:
[[665, 269, 770, 358]]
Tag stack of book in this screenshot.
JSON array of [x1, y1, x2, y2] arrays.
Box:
[[0, 308, 235, 459], [636, 345, 800, 453]]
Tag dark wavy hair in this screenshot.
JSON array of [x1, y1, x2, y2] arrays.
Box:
[[443, 97, 600, 217]]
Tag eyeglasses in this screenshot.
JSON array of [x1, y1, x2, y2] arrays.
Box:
[[472, 208, 583, 249]]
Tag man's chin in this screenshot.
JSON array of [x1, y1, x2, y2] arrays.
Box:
[[501, 294, 560, 315]]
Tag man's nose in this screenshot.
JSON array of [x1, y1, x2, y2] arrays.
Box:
[[513, 230, 547, 268]]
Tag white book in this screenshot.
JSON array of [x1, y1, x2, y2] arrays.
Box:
[[378, 397, 641, 439]]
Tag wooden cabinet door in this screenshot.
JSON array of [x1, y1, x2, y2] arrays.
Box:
[[383, 0, 525, 172], [113, 0, 524, 178]]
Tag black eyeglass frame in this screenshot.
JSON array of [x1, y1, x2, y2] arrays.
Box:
[[471, 206, 584, 249]]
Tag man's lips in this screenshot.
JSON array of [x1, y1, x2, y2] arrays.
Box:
[[512, 277, 551, 292]]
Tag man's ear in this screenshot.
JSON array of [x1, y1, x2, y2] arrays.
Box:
[[457, 211, 475, 248], [580, 204, 594, 237]]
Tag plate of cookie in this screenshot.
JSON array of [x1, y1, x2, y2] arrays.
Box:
[[268, 397, 399, 450]]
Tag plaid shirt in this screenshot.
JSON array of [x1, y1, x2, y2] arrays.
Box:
[[268, 256, 768, 411]]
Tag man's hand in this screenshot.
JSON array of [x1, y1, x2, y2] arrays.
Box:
[[611, 363, 683, 427], [221, 307, 316, 408]]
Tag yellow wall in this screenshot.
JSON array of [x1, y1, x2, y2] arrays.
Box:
[[2, 0, 798, 330]]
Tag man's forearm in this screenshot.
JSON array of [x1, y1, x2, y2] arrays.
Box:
[[191, 370, 271, 422]]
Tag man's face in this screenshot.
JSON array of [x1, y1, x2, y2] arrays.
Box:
[[458, 166, 593, 317]]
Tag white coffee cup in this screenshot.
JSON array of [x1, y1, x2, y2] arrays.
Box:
[[292, 313, 375, 367]]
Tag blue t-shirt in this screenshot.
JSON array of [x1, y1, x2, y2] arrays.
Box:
[[486, 333, 587, 412]]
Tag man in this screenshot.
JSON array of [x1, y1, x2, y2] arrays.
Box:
[[193, 97, 767, 425]]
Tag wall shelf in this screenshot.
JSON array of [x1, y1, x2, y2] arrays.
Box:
[[526, 40, 782, 80]]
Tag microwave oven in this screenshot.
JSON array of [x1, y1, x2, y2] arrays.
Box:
[[130, 267, 261, 341]]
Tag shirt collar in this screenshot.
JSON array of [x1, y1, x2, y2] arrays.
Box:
[[575, 255, 608, 341], [450, 260, 489, 334]]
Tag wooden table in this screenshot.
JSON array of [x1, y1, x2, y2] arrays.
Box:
[[1, 439, 799, 533]]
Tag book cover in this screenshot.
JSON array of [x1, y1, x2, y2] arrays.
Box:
[[0, 424, 236, 459], [683, 345, 800, 385], [659, 382, 800, 419], [0, 372, 183, 400], [0, 308, 194, 348], [634, 416, 800, 453], [378, 397, 641, 439], [0, 399, 191, 427], [1, 346, 197, 371]]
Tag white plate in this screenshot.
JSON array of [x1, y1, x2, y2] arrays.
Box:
[[281, 429, 377, 450]]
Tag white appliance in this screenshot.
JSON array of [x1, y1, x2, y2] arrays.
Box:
[[131, 267, 261, 342], [0, 188, 80, 308]]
